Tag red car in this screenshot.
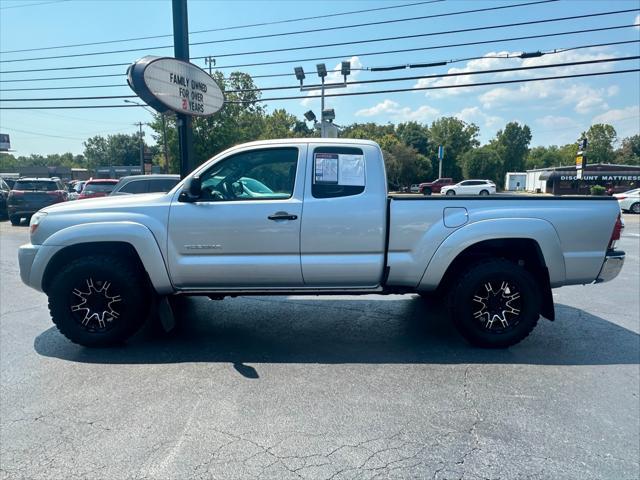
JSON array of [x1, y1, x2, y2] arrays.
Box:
[[78, 179, 119, 199], [418, 177, 453, 195]]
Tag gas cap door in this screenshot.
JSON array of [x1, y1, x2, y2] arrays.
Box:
[[443, 207, 468, 228]]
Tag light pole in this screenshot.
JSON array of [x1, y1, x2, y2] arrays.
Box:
[[124, 99, 170, 174], [295, 62, 350, 138]]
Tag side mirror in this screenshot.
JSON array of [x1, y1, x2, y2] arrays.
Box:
[[179, 176, 201, 202]]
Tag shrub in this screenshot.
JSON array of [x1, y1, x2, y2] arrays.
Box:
[[590, 185, 607, 196]]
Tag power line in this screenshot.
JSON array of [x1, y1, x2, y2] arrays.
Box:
[[3, 7, 634, 74], [1, 22, 637, 84], [2, 126, 87, 141], [0, 0, 557, 63], [215, 23, 639, 70], [234, 69, 640, 103], [0, 1, 442, 54], [0, 0, 69, 10], [1, 69, 638, 110], [224, 56, 640, 93], [5, 38, 638, 93], [2, 56, 638, 101]]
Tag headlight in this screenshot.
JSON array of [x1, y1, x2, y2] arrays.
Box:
[[30, 211, 47, 235]]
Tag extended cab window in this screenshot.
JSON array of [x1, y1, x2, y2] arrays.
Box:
[[120, 180, 147, 194], [199, 147, 298, 201], [312, 146, 365, 198]]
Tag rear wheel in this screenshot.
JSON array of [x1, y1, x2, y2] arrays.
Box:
[[631, 202, 640, 214], [479, 190, 489, 196], [9, 216, 20, 226], [448, 259, 541, 348], [446, 190, 456, 196], [48, 255, 149, 347]]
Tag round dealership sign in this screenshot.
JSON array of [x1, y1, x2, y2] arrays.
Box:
[[127, 56, 224, 117]]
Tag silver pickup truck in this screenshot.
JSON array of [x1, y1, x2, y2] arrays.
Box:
[[18, 139, 625, 348]]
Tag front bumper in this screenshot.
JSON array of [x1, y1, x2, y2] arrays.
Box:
[[18, 243, 40, 289], [595, 250, 625, 283]]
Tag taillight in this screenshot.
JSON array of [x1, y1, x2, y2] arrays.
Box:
[[616, 195, 627, 200], [608, 213, 624, 250]]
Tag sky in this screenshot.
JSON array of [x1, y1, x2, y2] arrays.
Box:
[[0, 0, 639, 157]]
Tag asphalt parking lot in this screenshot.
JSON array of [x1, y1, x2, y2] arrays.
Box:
[[1, 216, 638, 480]]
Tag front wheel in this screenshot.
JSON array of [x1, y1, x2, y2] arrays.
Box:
[[48, 255, 150, 347], [448, 259, 541, 348], [422, 188, 432, 196], [631, 202, 640, 214], [445, 190, 456, 196], [9, 216, 20, 226]]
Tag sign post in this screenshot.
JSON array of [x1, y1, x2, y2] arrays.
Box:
[[438, 145, 444, 178], [172, 0, 193, 178], [576, 137, 587, 180]]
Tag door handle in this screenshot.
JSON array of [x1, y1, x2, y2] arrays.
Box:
[[268, 212, 298, 221]]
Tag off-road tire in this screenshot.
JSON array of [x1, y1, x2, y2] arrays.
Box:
[[9, 216, 20, 226], [448, 259, 541, 348], [48, 255, 149, 347]]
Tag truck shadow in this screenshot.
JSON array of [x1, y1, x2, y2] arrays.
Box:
[[34, 296, 640, 372]]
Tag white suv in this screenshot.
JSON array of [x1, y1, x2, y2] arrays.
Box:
[[441, 180, 496, 196]]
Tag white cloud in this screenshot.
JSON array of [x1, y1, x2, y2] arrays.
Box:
[[454, 106, 503, 128], [355, 99, 439, 122], [635, 14, 640, 29], [479, 81, 611, 114], [355, 99, 400, 117], [300, 56, 362, 107], [592, 106, 640, 124], [535, 115, 580, 130]]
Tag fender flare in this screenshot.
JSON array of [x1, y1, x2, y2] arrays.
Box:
[[32, 221, 173, 294], [418, 218, 566, 290]]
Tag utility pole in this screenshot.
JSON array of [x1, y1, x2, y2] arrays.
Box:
[[205, 56, 215, 76], [136, 121, 144, 174], [161, 114, 169, 174], [172, 0, 194, 179]]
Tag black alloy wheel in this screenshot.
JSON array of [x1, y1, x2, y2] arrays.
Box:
[[448, 259, 541, 348], [48, 255, 149, 347]]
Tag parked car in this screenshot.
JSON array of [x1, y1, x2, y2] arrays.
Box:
[[614, 188, 640, 214], [78, 179, 119, 199], [441, 179, 496, 196], [110, 174, 180, 196], [418, 177, 453, 195], [19, 138, 624, 350], [409, 184, 420, 193], [7, 177, 67, 225], [0, 177, 10, 219], [1, 176, 17, 189]]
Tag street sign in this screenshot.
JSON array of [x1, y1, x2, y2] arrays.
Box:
[[438, 145, 444, 160], [127, 56, 224, 117], [0, 133, 10, 152]]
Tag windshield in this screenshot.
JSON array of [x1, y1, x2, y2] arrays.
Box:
[[84, 182, 116, 194], [13, 180, 57, 191]]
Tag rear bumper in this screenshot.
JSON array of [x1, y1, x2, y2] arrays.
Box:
[[595, 250, 625, 283]]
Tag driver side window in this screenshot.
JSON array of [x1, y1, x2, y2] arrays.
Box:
[[199, 147, 298, 202]]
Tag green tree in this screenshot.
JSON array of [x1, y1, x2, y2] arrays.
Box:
[[83, 133, 143, 169], [461, 145, 502, 183], [396, 121, 430, 156], [341, 122, 395, 143], [526, 146, 563, 170], [583, 123, 617, 164], [382, 142, 432, 191], [491, 122, 532, 185], [615, 134, 640, 165], [427, 117, 479, 180], [558, 142, 579, 166], [259, 109, 313, 139]]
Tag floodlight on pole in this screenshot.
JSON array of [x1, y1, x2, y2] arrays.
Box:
[[294, 66, 305, 85], [304, 110, 316, 122], [341, 61, 351, 80], [316, 63, 327, 78]]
